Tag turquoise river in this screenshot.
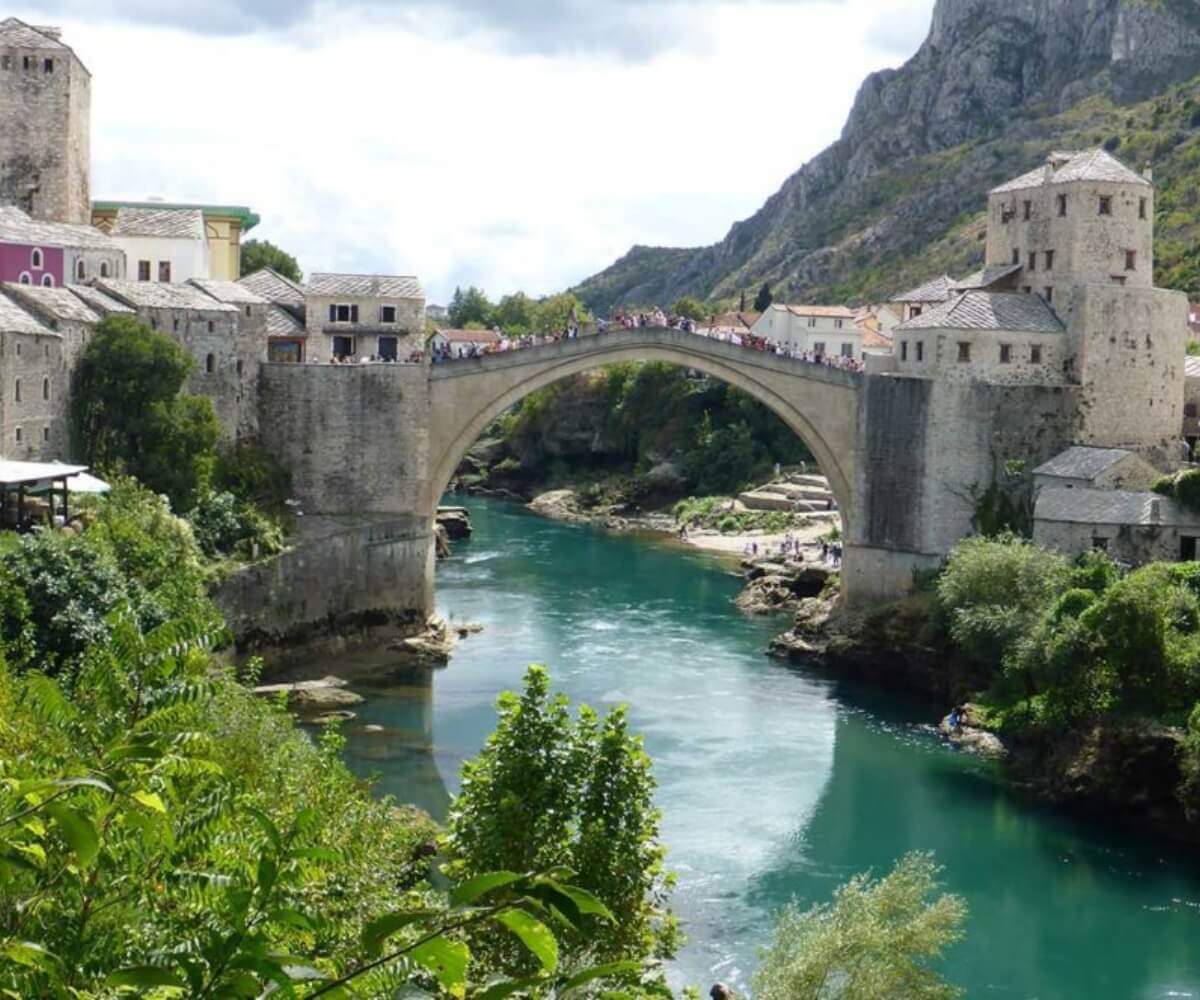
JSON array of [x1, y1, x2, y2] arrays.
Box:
[[316, 497, 1200, 999]]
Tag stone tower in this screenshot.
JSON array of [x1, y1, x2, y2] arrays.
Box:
[[0, 19, 91, 224]]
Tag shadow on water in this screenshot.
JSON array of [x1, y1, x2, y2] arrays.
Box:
[[312, 497, 1200, 1000]]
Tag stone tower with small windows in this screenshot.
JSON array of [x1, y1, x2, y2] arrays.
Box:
[[0, 18, 91, 225], [987, 149, 1186, 456]]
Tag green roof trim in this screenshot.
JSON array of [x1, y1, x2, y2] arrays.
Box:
[[92, 200, 261, 232]]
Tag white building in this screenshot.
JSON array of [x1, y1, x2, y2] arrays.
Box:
[[750, 304, 859, 358], [108, 206, 210, 284]]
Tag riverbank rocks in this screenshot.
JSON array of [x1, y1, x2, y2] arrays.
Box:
[[735, 557, 833, 614], [437, 506, 473, 540], [938, 706, 1007, 757], [387, 616, 482, 667], [254, 676, 366, 711], [528, 489, 583, 521]]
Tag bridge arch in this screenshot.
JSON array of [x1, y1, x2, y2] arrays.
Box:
[[426, 328, 861, 526]]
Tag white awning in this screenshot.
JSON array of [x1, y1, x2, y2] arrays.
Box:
[[0, 459, 88, 487], [66, 471, 110, 494]]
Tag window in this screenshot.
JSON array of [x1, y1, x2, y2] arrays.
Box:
[[1111, 275, 1127, 286], [1044, 250, 1055, 270], [910, 305, 923, 319], [205, 353, 215, 374], [1023, 286, 1032, 294], [380, 305, 397, 324], [807, 318, 816, 329], [14, 428, 20, 444], [1031, 345, 1043, 364], [378, 336, 398, 360], [813, 342, 826, 357], [15, 344, 20, 356], [1057, 194, 1068, 217], [1139, 197, 1148, 220], [75, 260, 85, 281], [841, 342, 853, 358], [18, 273, 30, 286], [138, 260, 151, 281], [14, 379, 20, 402], [173, 318, 179, 331], [1023, 200, 1031, 220], [1000, 344, 1012, 364], [1044, 287, 1053, 303], [158, 261, 171, 283], [245, 305, 252, 318], [42, 427, 48, 442], [1092, 537, 1109, 552], [1186, 402, 1197, 418], [207, 320, 214, 333], [22, 56, 31, 70], [1028, 252, 1036, 272], [916, 341, 924, 362], [43, 58, 52, 73], [1125, 250, 1137, 271], [236, 360, 244, 376], [150, 319, 158, 330], [332, 335, 355, 357], [0, 56, 9, 70], [100, 261, 109, 278], [900, 341, 908, 361], [40, 275, 52, 288], [835, 319, 844, 330], [1099, 195, 1112, 216], [330, 304, 359, 323], [30, 248, 42, 269], [1012, 248, 1020, 265], [957, 341, 971, 363], [41, 378, 48, 400]]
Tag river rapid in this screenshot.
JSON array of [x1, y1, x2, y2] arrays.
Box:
[[315, 497, 1200, 999]]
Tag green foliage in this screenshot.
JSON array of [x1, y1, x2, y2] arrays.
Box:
[[753, 853, 966, 1000], [1187, 338, 1200, 356], [970, 461, 1033, 538], [670, 297, 712, 321], [214, 441, 294, 514], [936, 534, 1070, 671], [188, 489, 286, 561], [448, 286, 494, 328], [240, 237, 303, 282], [445, 665, 678, 985], [72, 315, 219, 511], [673, 496, 807, 535], [754, 282, 773, 311]]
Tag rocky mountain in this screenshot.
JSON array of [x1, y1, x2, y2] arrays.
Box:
[[573, 0, 1200, 312]]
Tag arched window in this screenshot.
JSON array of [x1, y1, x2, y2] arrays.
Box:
[[41, 274, 53, 288], [42, 377, 49, 401], [100, 261, 109, 278], [14, 379, 21, 402], [236, 359, 244, 377], [30, 248, 42, 269], [18, 272, 31, 286], [76, 260, 85, 281], [205, 353, 215, 374]]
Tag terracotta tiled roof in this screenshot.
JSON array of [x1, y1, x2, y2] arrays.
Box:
[[861, 327, 893, 350], [783, 304, 857, 320]]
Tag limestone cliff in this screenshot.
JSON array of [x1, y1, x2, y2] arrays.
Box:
[[574, 0, 1200, 311]]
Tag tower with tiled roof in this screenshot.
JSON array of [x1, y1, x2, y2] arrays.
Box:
[[0, 18, 91, 225]]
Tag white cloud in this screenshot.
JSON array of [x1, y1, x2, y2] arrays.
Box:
[[12, 1, 932, 303]]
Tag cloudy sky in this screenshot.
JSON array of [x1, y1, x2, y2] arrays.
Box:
[[16, 0, 936, 303]]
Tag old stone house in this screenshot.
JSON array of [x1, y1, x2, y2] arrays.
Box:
[[305, 272, 425, 362], [1034, 487, 1200, 565], [1032, 446, 1159, 493], [0, 206, 124, 286], [0, 292, 66, 459]]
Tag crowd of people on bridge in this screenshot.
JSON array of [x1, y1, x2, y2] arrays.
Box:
[[427, 305, 866, 375]]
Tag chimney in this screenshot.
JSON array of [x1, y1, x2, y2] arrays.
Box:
[[1150, 498, 1162, 524], [1144, 162, 1154, 183], [1043, 161, 1055, 184]]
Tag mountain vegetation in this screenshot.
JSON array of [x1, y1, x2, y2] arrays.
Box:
[[572, 0, 1200, 312]]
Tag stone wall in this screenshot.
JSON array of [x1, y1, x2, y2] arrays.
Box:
[[258, 362, 431, 515], [1069, 283, 1188, 453], [0, 37, 89, 224], [305, 293, 425, 361], [213, 513, 433, 660], [0, 328, 67, 459], [893, 328, 1068, 383]]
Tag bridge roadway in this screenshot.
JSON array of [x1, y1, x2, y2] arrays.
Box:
[[426, 326, 863, 524]]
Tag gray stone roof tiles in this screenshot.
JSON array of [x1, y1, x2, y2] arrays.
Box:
[[308, 272, 423, 299], [894, 291, 1064, 334], [266, 304, 305, 338], [2, 284, 101, 323], [1186, 356, 1200, 380], [893, 275, 956, 304], [1035, 487, 1200, 527], [68, 284, 134, 315], [0, 294, 56, 336], [112, 207, 205, 240], [238, 268, 307, 310], [953, 263, 1023, 292], [0, 18, 67, 50], [95, 279, 238, 312], [1033, 446, 1134, 481], [189, 279, 267, 306], [991, 149, 1151, 195], [0, 206, 117, 251]]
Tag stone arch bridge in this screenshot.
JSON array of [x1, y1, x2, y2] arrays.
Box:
[[426, 328, 861, 521]]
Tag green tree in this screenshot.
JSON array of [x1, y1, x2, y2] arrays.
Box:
[[448, 286, 494, 328], [71, 315, 219, 510], [671, 297, 711, 322], [754, 282, 774, 311], [445, 665, 678, 981], [532, 292, 590, 335], [239, 238, 302, 282], [493, 292, 537, 337], [754, 853, 966, 1000]]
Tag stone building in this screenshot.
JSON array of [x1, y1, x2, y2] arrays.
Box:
[[890, 275, 955, 322], [1034, 487, 1200, 565], [105, 206, 209, 284], [0, 205, 124, 286], [751, 304, 860, 359], [0, 19, 90, 225], [0, 292, 65, 459], [305, 272, 425, 362], [238, 267, 309, 362], [1031, 446, 1159, 493], [2, 281, 104, 376]]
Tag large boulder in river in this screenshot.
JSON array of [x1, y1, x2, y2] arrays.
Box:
[[528, 489, 584, 522], [254, 676, 365, 711], [437, 507, 472, 540]]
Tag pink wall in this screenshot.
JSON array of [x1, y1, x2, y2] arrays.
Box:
[[0, 242, 64, 286]]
